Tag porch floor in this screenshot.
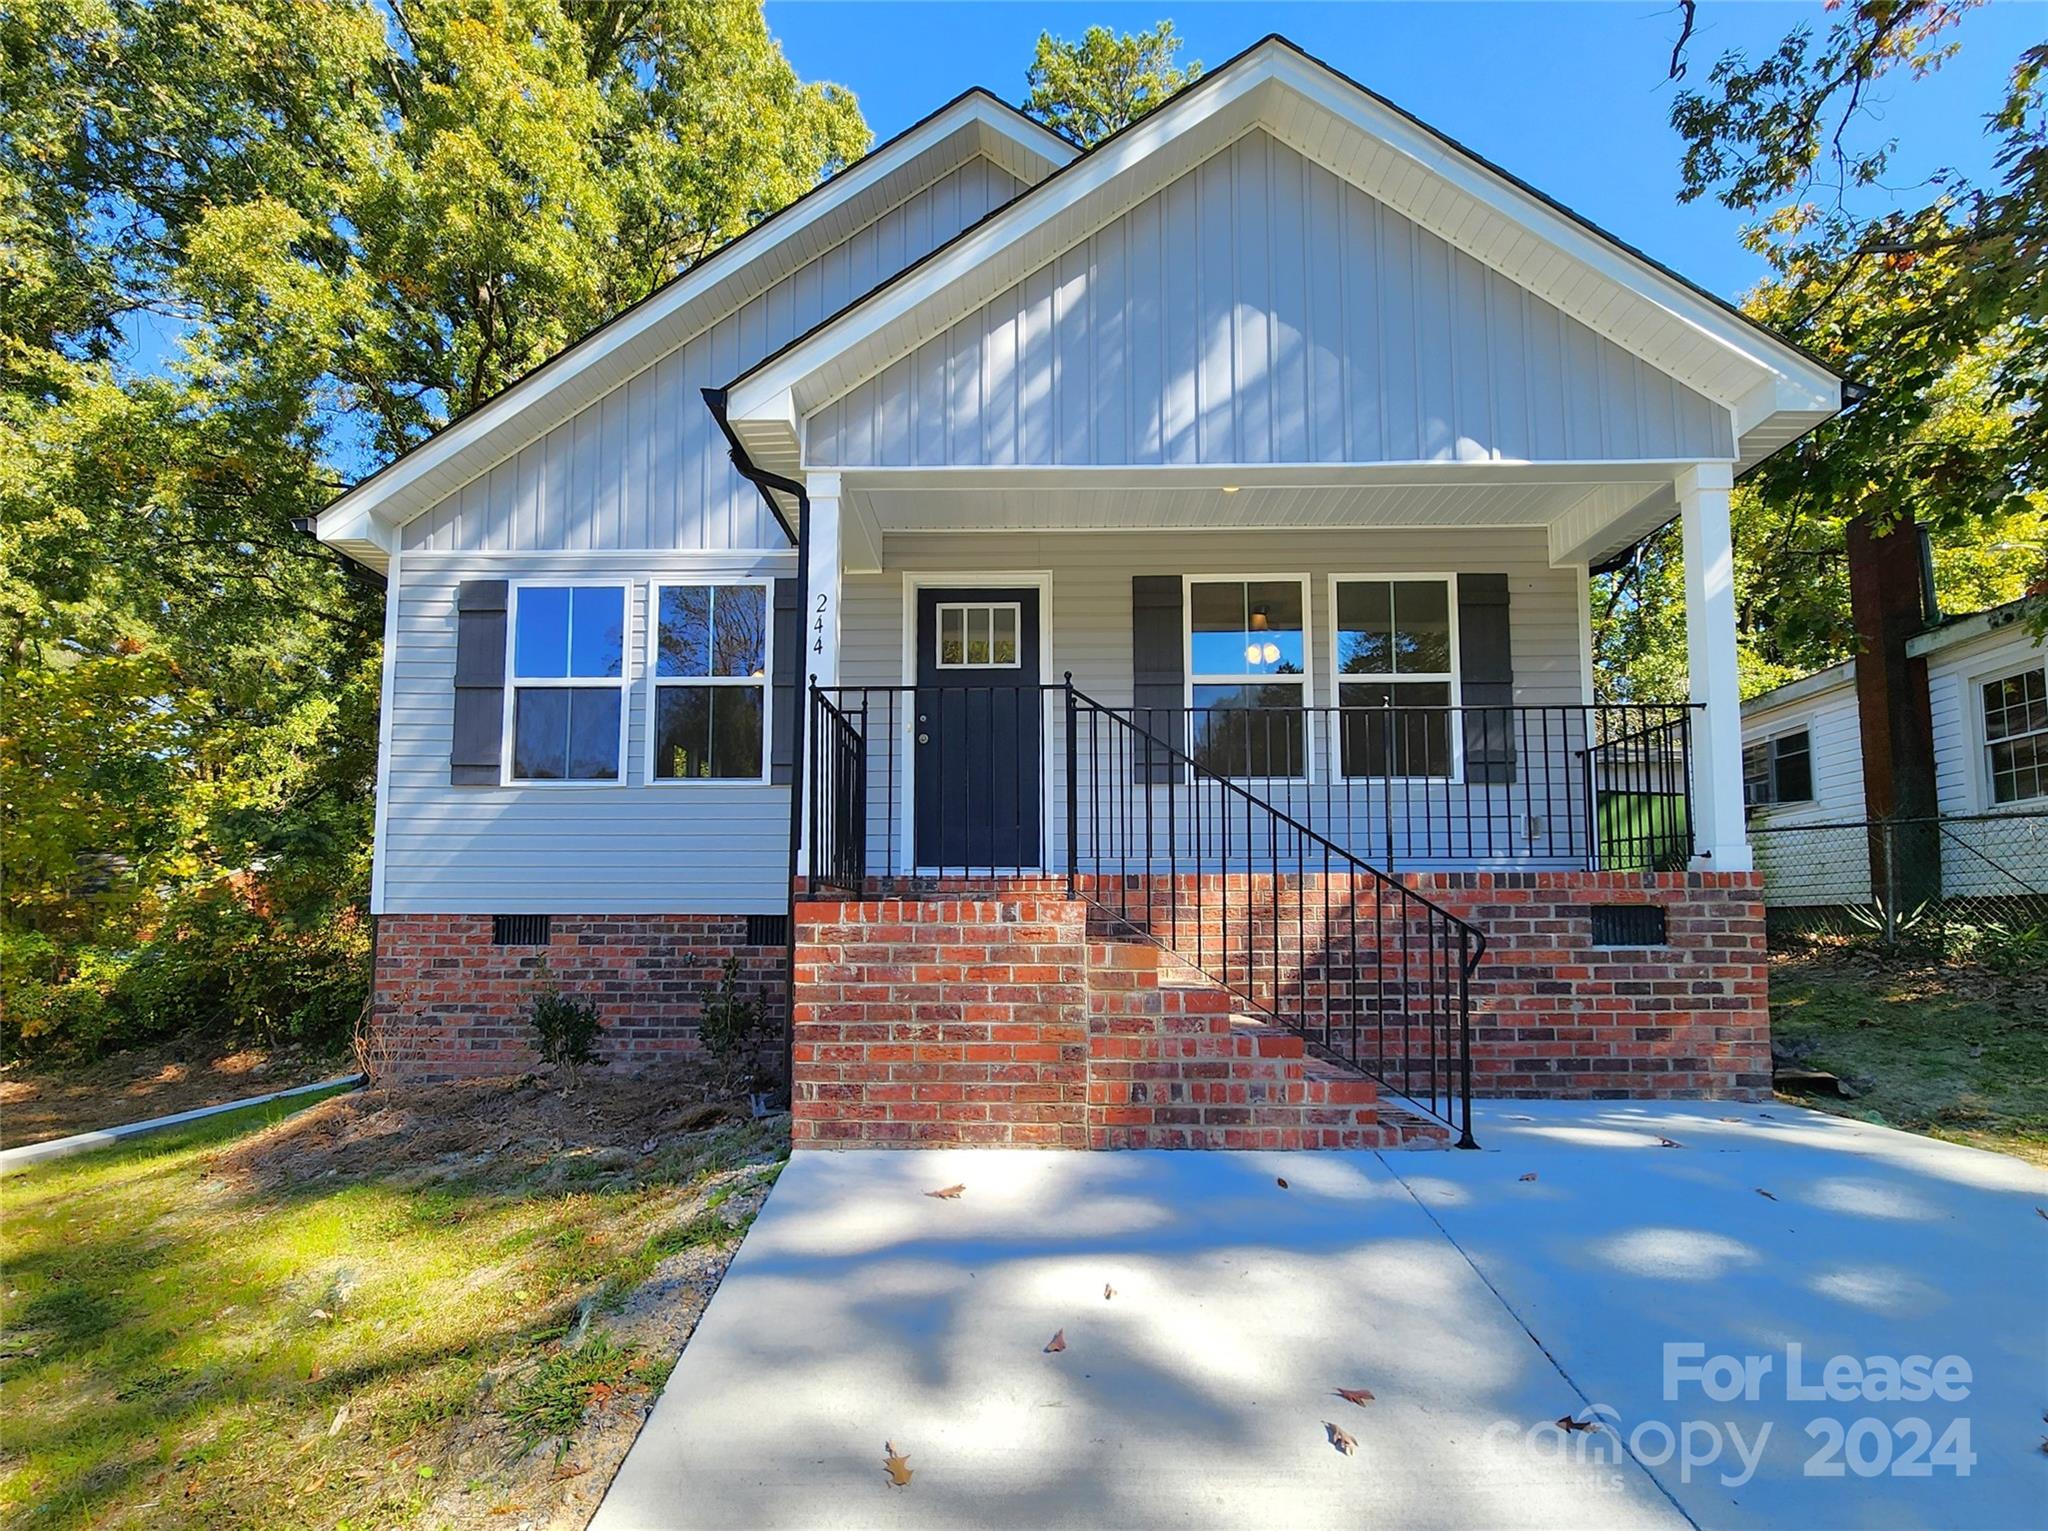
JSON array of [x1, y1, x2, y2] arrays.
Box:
[[591, 1102, 2044, 1529]]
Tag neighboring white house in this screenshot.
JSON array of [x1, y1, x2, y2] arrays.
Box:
[[1740, 593, 2047, 907]]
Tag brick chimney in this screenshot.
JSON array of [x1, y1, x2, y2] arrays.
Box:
[[1846, 513, 1941, 907]]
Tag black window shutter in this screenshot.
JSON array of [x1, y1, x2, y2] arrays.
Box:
[[1457, 573, 1516, 785], [770, 576, 799, 786], [1130, 575, 1184, 785], [451, 579, 508, 785]]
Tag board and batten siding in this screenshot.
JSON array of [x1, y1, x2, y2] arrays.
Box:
[[401, 157, 1024, 555], [835, 526, 1591, 868], [807, 130, 1734, 471], [380, 552, 795, 915]]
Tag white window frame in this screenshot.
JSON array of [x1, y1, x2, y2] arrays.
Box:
[[933, 600, 1024, 670], [1741, 722, 1815, 809], [1326, 573, 1463, 784], [502, 579, 632, 788], [644, 577, 775, 787], [1974, 659, 2048, 809], [1183, 573, 1315, 783]]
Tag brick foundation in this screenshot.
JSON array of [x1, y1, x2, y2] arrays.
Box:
[[1077, 870, 1770, 1101], [791, 870, 1769, 1147], [370, 914, 787, 1082]]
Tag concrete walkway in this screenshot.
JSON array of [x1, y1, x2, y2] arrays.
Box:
[[594, 1103, 2047, 1530]]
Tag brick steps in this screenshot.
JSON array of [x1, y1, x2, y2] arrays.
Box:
[[791, 895, 1453, 1150], [1084, 933, 1442, 1151]]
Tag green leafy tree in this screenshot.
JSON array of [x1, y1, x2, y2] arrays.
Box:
[[1597, 2, 2046, 699], [1, 0, 866, 1058], [1023, 20, 1199, 147]]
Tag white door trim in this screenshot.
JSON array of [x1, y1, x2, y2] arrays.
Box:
[[897, 570, 1056, 875]]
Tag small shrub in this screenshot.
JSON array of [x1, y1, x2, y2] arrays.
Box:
[[1975, 919, 2048, 977], [698, 956, 776, 1099], [527, 964, 604, 1091]]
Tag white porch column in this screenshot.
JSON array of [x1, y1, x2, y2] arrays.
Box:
[[804, 471, 844, 690], [796, 472, 843, 873], [1678, 462, 1752, 872]]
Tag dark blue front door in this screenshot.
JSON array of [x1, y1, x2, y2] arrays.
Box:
[[914, 587, 1042, 869]]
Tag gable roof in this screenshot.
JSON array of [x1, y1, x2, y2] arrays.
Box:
[[723, 35, 1845, 483], [314, 89, 1074, 567]]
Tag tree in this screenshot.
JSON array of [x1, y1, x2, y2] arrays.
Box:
[[1, 0, 866, 1057], [1023, 20, 1199, 147], [1596, 2, 2047, 700]]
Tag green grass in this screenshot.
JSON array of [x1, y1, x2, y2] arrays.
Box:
[[0, 1092, 785, 1529], [1769, 956, 2048, 1165]]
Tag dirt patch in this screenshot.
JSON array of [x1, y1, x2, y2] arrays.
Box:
[[193, 1060, 790, 1528], [215, 1065, 755, 1192], [0, 1036, 350, 1148]]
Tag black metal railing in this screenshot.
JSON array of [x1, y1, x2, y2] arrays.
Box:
[[807, 689, 869, 893], [1068, 685, 1484, 1145], [805, 685, 1697, 881]]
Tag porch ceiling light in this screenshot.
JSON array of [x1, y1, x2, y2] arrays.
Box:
[[1249, 605, 1269, 631], [1221, 485, 1240, 494]]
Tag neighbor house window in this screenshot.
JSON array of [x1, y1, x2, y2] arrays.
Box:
[[650, 582, 769, 782], [1186, 578, 1308, 777], [1334, 577, 1456, 778], [1982, 665, 2047, 805], [1742, 729, 1812, 807], [508, 583, 626, 782]]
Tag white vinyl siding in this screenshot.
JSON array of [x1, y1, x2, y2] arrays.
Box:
[[807, 130, 1734, 470], [401, 157, 1023, 554], [379, 551, 794, 915], [1926, 621, 2048, 897]]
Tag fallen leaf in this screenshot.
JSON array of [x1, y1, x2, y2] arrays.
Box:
[[1518, 1172, 1538, 1182], [639, 1137, 658, 1154], [883, 1442, 913, 1487], [1756, 1188, 1777, 1201], [1103, 1284, 1116, 1300], [550, 1461, 587, 1481], [1555, 1413, 1601, 1434], [925, 1184, 966, 1200], [309, 1308, 332, 1321], [1276, 1177, 1290, 1189], [1324, 1421, 1357, 1456], [1655, 1138, 1682, 1149], [1044, 1329, 1067, 1353], [328, 1406, 350, 1438], [1334, 1387, 1375, 1407]]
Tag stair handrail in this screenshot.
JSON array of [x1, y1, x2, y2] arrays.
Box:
[[1064, 680, 1484, 1146]]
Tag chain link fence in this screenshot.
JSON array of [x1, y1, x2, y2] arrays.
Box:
[[1750, 810, 2048, 948]]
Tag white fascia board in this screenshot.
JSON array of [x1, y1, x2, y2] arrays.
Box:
[[1741, 660, 1858, 719], [1906, 597, 2047, 659], [312, 93, 1072, 546]]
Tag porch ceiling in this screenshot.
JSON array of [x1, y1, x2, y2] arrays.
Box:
[[833, 468, 1673, 563]]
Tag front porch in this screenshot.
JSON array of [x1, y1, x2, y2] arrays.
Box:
[[781, 490, 1768, 1152]]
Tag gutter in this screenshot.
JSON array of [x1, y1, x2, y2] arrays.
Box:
[[701, 387, 809, 1096]]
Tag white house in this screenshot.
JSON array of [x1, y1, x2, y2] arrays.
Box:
[[1741, 593, 2046, 908], [316, 37, 1847, 1146]]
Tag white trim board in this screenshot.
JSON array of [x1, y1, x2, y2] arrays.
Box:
[[895, 570, 1056, 874]]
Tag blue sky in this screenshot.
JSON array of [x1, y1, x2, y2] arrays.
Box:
[[766, 0, 2038, 303]]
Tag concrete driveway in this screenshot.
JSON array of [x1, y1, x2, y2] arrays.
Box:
[[593, 1102, 2047, 1530]]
